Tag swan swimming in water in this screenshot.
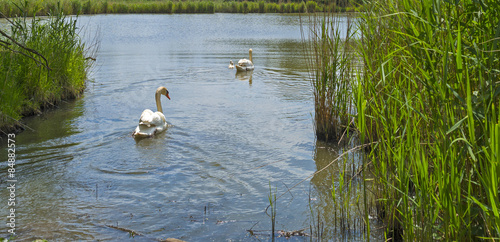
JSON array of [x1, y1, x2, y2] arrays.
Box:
[[228, 60, 234, 69], [236, 49, 254, 72], [133, 86, 170, 138]]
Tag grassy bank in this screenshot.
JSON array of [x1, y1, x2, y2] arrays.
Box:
[[0, 0, 360, 17], [0, 10, 94, 134], [354, 0, 500, 240]]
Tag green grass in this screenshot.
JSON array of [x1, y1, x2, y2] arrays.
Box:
[[0, 8, 95, 133], [353, 0, 500, 240], [303, 11, 356, 142], [267, 182, 277, 241], [0, 0, 361, 17], [305, 0, 499, 240]]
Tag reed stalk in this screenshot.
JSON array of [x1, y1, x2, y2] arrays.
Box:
[[267, 182, 277, 241], [355, 0, 500, 240], [303, 9, 356, 142], [0, 0, 362, 17]]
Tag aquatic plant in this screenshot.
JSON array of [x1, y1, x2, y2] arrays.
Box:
[[305, 1, 319, 13], [0, 7, 95, 132], [355, 0, 500, 240], [303, 11, 355, 142], [0, 0, 360, 17], [307, 139, 376, 240], [267, 182, 277, 241]]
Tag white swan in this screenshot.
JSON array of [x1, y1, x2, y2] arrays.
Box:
[[133, 86, 170, 138], [236, 49, 254, 72], [228, 60, 234, 69]]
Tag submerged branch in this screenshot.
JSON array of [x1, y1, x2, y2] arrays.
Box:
[[0, 112, 35, 134], [105, 224, 144, 236]]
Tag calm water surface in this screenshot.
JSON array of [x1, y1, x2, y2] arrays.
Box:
[[0, 13, 374, 241]]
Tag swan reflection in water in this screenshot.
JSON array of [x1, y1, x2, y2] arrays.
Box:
[[235, 70, 253, 85]]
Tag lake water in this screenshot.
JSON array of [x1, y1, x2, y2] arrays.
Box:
[[0, 13, 376, 241]]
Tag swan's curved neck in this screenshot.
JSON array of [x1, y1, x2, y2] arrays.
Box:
[[155, 90, 163, 114], [249, 49, 253, 63]]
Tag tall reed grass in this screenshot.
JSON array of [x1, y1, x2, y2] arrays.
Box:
[[267, 183, 277, 241], [0, 7, 95, 132], [303, 12, 356, 142], [0, 0, 360, 17], [355, 0, 500, 240], [304, 0, 499, 239], [303, 4, 374, 241]]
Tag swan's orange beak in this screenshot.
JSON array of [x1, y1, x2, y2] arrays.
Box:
[[166, 93, 171, 100]]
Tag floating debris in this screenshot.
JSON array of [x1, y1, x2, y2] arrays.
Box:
[[158, 238, 186, 242], [277, 229, 309, 238], [216, 220, 236, 225], [105, 224, 143, 237]]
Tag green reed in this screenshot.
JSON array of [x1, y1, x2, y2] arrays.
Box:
[[355, 0, 500, 240], [0, 7, 95, 132], [310, 146, 374, 240], [302, 4, 373, 239], [0, 0, 361, 17], [267, 182, 277, 241], [303, 11, 355, 142]]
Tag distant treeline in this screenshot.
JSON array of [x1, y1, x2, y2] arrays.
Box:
[[0, 0, 360, 17]]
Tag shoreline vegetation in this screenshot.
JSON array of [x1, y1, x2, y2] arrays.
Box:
[[1, 0, 498, 240], [307, 0, 499, 240], [0, 3, 366, 240], [0, 0, 360, 17], [0, 0, 359, 134], [0, 9, 96, 135]]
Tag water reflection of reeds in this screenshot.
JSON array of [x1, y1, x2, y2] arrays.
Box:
[[309, 139, 380, 241]]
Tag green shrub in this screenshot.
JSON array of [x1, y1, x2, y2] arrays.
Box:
[[258, 0, 264, 12], [306, 1, 317, 13], [295, 1, 305, 13], [265, 2, 278, 13]]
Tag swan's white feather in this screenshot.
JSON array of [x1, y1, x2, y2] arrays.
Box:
[[236, 59, 254, 71], [133, 109, 167, 137]]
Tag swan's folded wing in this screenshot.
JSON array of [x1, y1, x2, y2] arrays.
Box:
[[139, 109, 155, 126], [236, 59, 254, 71], [155, 112, 166, 124], [238, 59, 251, 66], [133, 112, 167, 137], [145, 112, 165, 127], [133, 109, 168, 137]]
